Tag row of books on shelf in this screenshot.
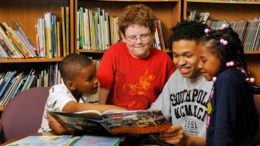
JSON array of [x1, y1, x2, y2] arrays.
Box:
[[211, 19, 260, 51], [76, 7, 120, 51], [0, 6, 71, 59], [35, 6, 71, 58], [76, 7, 167, 51], [0, 59, 100, 107], [187, 10, 260, 51], [0, 20, 37, 59], [0, 64, 61, 107]]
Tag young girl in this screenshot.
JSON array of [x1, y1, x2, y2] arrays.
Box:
[[197, 27, 259, 145]]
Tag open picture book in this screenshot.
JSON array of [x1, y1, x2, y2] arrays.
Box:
[[48, 109, 171, 135]]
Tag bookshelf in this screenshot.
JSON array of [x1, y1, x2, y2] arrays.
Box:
[[0, 0, 75, 110], [74, 0, 181, 58], [183, 0, 260, 83]]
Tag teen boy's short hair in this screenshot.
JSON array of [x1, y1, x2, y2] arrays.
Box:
[[60, 53, 92, 83], [118, 4, 156, 35], [169, 21, 208, 50]]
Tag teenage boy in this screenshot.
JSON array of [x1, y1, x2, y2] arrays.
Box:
[[97, 4, 175, 110], [150, 21, 213, 145], [38, 54, 125, 133]]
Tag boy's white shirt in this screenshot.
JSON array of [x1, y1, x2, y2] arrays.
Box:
[[38, 83, 87, 132], [150, 70, 213, 137]]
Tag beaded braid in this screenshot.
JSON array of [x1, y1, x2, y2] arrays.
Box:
[[201, 27, 253, 82]]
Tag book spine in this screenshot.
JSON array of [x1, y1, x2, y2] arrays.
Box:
[[61, 6, 66, 57], [13, 19, 36, 53], [0, 25, 20, 58], [44, 12, 53, 58], [65, 6, 69, 55]]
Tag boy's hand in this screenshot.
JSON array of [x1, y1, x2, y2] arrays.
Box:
[[47, 113, 68, 135], [158, 125, 187, 146]]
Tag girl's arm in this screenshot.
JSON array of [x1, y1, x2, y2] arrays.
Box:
[[213, 79, 237, 145]]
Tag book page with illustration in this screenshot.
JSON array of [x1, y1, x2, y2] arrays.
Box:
[[49, 109, 171, 135]]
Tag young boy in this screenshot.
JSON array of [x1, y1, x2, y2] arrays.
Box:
[[38, 54, 125, 133], [150, 21, 213, 145], [97, 4, 175, 110]]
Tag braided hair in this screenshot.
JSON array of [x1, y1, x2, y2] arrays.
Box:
[[201, 27, 249, 78]]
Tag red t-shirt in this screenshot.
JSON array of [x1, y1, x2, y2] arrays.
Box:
[[97, 42, 175, 110]]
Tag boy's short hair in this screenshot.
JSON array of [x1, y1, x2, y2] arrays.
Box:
[[118, 4, 156, 35], [169, 21, 208, 50], [60, 53, 92, 83]]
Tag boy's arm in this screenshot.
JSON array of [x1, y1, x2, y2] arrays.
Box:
[[48, 102, 126, 135], [98, 87, 110, 104], [47, 113, 68, 135], [158, 125, 206, 146], [62, 101, 126, 113]]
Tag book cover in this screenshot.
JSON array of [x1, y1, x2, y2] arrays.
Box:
[[6, 135, 122, 146], [6, 135, 73, 146], [49, 109, 171, 136], [72, 135, 122, 146]]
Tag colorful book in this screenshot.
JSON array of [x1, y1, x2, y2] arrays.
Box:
[[6, 135, 73, 146], [6, 135, 122, 146], [72, 135, 122, 146], [0, 71, 16, 99], [65, 6, 70, 55], [49, 109, 171, 135], [61, 6, 66, 57], [44, 12, 53, 58]]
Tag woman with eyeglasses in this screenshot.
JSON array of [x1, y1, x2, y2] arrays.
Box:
[[97, 4, 175, 110]]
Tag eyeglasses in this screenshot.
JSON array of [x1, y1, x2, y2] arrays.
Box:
[[126, 33, 151, 43]]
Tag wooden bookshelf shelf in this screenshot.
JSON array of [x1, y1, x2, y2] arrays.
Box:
[[78, 49, 172, 54], [0, 107, 5, 111], [95, 0, 179, 2], [245, 51, 260, 55], [0, 58, 64, 63], [187, 0, 260, 4], [77, 49, 106, 54]]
